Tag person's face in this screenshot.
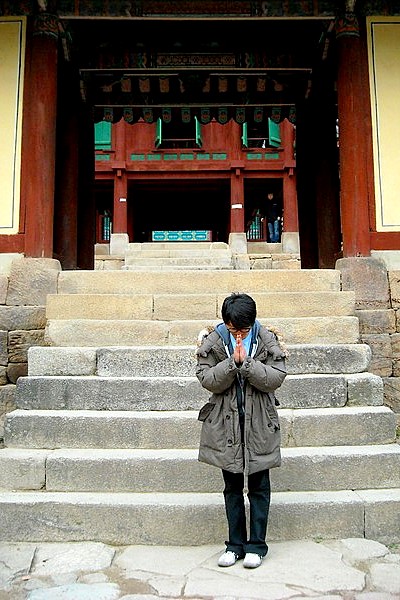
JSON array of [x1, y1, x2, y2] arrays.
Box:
[[226, 322, 252, 339]]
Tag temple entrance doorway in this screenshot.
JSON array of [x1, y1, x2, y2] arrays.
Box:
[[129, 179, 231, 243]]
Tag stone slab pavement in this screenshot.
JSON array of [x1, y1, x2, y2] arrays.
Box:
[[0, 538, 399, 600]]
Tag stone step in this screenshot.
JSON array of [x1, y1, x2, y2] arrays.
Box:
[[44, 316, 360, 346], [57, 269, 341, 295], [123, 264, 235, 270], [130, 241, 228, 252], [4, 407, 396, 449], [124, 257, 233, 267], [0, 488, 398, 544], [27, 344, 371, 377], [16, 373, 383, 411], [46, 291, 356, 320], [125, 248, 232, 258], [1, 445, 399, 493]]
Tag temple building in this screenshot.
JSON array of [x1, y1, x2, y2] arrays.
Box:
[[0, 1, 399, 269]]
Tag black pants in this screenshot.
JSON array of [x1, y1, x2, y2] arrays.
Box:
[[222, 469, 271, 557]]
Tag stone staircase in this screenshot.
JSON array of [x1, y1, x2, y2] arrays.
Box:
[[95, 241, 301, 270], [0, 267, 399, 546]]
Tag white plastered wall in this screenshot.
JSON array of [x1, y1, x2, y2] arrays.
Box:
[[0, 17, 26, 234], [367, 17, 400, 232]]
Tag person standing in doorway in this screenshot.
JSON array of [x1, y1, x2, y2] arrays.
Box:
[[195, 293, 287, 569], [266, 192, 282, 243]]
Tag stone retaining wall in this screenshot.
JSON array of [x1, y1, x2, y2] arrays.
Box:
[[0, 256, 60, 440], [336, 257, 400, 424]]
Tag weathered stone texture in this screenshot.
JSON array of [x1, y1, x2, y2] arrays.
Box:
[[383, 376, 400, 416], [388, 270, 400, 308], [6, 363, 28, 384], [357, 309, 396, 335], [0, 367, 7, 386], [8, 330, 46, 363], [391, 333, 400, 377], [0, 306, 46, 331], [0, 275, 8, 304], [336, 257, 390, 309], [360, 334, 393, 377], [0, 331, 7, 366], [0, 384, 16, 438], [6, 258, 61, 306]]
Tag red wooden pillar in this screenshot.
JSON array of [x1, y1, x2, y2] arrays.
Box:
[[22, 14, 59, 258], [283, 169, 298, 232], [281, 118, 298, 233], [112, 120, 128, 234], [336, 13, 371, 256], [230, 164, 245, 233]]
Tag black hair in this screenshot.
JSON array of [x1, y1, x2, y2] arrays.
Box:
[[221, 293, 257, 328]]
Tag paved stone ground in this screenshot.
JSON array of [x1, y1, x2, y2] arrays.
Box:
[[0, 538, 399, 600]]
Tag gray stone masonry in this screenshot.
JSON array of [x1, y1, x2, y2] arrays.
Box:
[[0, 257, 60, 440], [336, 257, 400, 421]]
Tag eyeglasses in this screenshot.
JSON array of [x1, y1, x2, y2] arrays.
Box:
[[226, 326, 252, 336]]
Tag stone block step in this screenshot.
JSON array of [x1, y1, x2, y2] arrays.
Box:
[[46, 291, 356, 321], [57, 269, 341, 295], [44, 316, 360, 346], [1, 488, 398, 544], [4, 406, 396, 450], [123, 265, 235, 270], [27, 344, 371, 377], [2, 445, 397, 493], [124, 257, 233, 267], [125, 248, 232, 258], [16, 373, 383, 411], [130, 241, 228, 252]]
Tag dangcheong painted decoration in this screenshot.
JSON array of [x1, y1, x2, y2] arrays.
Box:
[[235, 108, 246, 124], [103, 107, 114, 122], [271, 106, 282, 123], [142, 107, 154, 122], [162, 108, 172, 123], [200, 108, 211, 123], [335, 12, 360, 38], [253, 107, 263, 123], [123, 108, 134, 123], [218, 107, 228, 124], [181, 108, 191, 123], [139, 77, 150, 93]]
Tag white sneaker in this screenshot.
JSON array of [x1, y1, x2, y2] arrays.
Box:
[[243, 553, 263, 568], [218, 550, 240, 567]]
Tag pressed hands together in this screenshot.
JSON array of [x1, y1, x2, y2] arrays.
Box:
[[234, 333, 247, 366]]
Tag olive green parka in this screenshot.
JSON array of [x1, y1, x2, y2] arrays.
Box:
[[195, 321, 287, 476]]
